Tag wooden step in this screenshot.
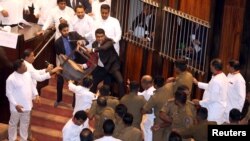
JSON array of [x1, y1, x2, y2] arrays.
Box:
[[0, 123, 8, 141], [41, 85, 73, 104], [31, 125, 62, 141], [33, 97, 73, 118], [31, 110, 70, 131]]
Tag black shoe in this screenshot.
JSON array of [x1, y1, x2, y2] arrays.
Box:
[[54, 101, 60, 107]]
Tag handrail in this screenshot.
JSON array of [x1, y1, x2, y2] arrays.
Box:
[[34, 33, 55, 60]]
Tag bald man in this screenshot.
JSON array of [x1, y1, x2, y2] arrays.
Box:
[[138, 75, 155, 141]]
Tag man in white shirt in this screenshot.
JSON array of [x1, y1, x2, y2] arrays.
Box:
[[68, 76, 95, 115], [193, 58, 228, 124], [93, 4, 121, 55], [22, 49, 61, 141], [70, 5, 94, 48], [95, 119, 121, 141], [6, 59, 40, 141], [37, 0, 75, 39], [224, 59, 246, 122], [62, 110, 88, 141], [22, 49, 61, 94], [33, 0, 57, 25], [90, 0, 110, 21], [138, 75, 155, 141], [0, 0, 28, 26]]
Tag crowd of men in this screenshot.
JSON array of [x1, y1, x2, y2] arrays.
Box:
[[1, 0, 250, 141]]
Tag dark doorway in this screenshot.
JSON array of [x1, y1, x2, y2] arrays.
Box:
[[240, 0, 250, 90]]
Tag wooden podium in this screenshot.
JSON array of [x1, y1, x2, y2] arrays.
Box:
[[0, 23, 55, 123]]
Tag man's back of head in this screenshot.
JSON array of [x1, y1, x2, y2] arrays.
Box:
[[174, 59, 188, 72], [122, 113, 133, 126], [97, 96, 107, 107], [129, 81, 139, 93], [153, 76, 165, 89], [80, 128, 93, 141], [99, 85, 110, 96], [197, 107, 208, 122], [229, 108, 241, 124], [115, 104, 127, 118], [103, 119, 115, 136]]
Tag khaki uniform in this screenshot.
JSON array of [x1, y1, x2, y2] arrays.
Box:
[[179, 121, 217, 141], [120, 94, 147, 129], [93, 107, 115, 139], [160, 99, 196, 141], [117, 126, 143, 141], [106, 96, 120, 110], [89, 98, 117, 139], [88, 96, 119, 118], [173, 71, 193, 100], [113, 116, 125, 138], [143, 83, 174, 141]]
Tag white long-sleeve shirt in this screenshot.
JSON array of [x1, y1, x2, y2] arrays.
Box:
[[138, 86, 156, 118], [93, 16, 121, 55], [24, 60, 51, 95], [33, 0, 57, 25], [68, 82, 95, 115], [139, 86, 155, 101], [70, 14, 94, 48], [198, 73, 228, 124], [0, 0, 26, 25], [6, 71, 37, 112], [138, 85, 155, 141], [225, 73, 246, 115], [62, 118, 85, 141], [42, 6, 75, 39]]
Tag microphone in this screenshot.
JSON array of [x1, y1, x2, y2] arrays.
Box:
[[45, 60, 53, 67]]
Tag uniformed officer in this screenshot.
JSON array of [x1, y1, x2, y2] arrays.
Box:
[[113, 104, 127, 138], [142, 76, 174, 141], [88, 96, 115, 139], [117, 113, 143, 141], [120, 81, 147, 129], [159, 85, 196, 141], [166, 59, 193, 100], [176, 107, 217, 141]]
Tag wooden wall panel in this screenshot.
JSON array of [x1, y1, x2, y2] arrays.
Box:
[[219, 0, 246, 72], [162, 58, 173, 79], [145, 50, 153, 75], [239, 0, 250, 88], [168, 0, 179, 9], [124, 43, 144, 82], [179, 0, 211, 21]]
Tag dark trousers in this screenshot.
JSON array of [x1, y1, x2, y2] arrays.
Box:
[[56, 75, 64, 102], [56, 75, 75, 107], [90, 66, 125, 98]]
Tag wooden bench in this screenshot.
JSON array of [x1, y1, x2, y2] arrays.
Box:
[[0, 123, 8, 141]]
